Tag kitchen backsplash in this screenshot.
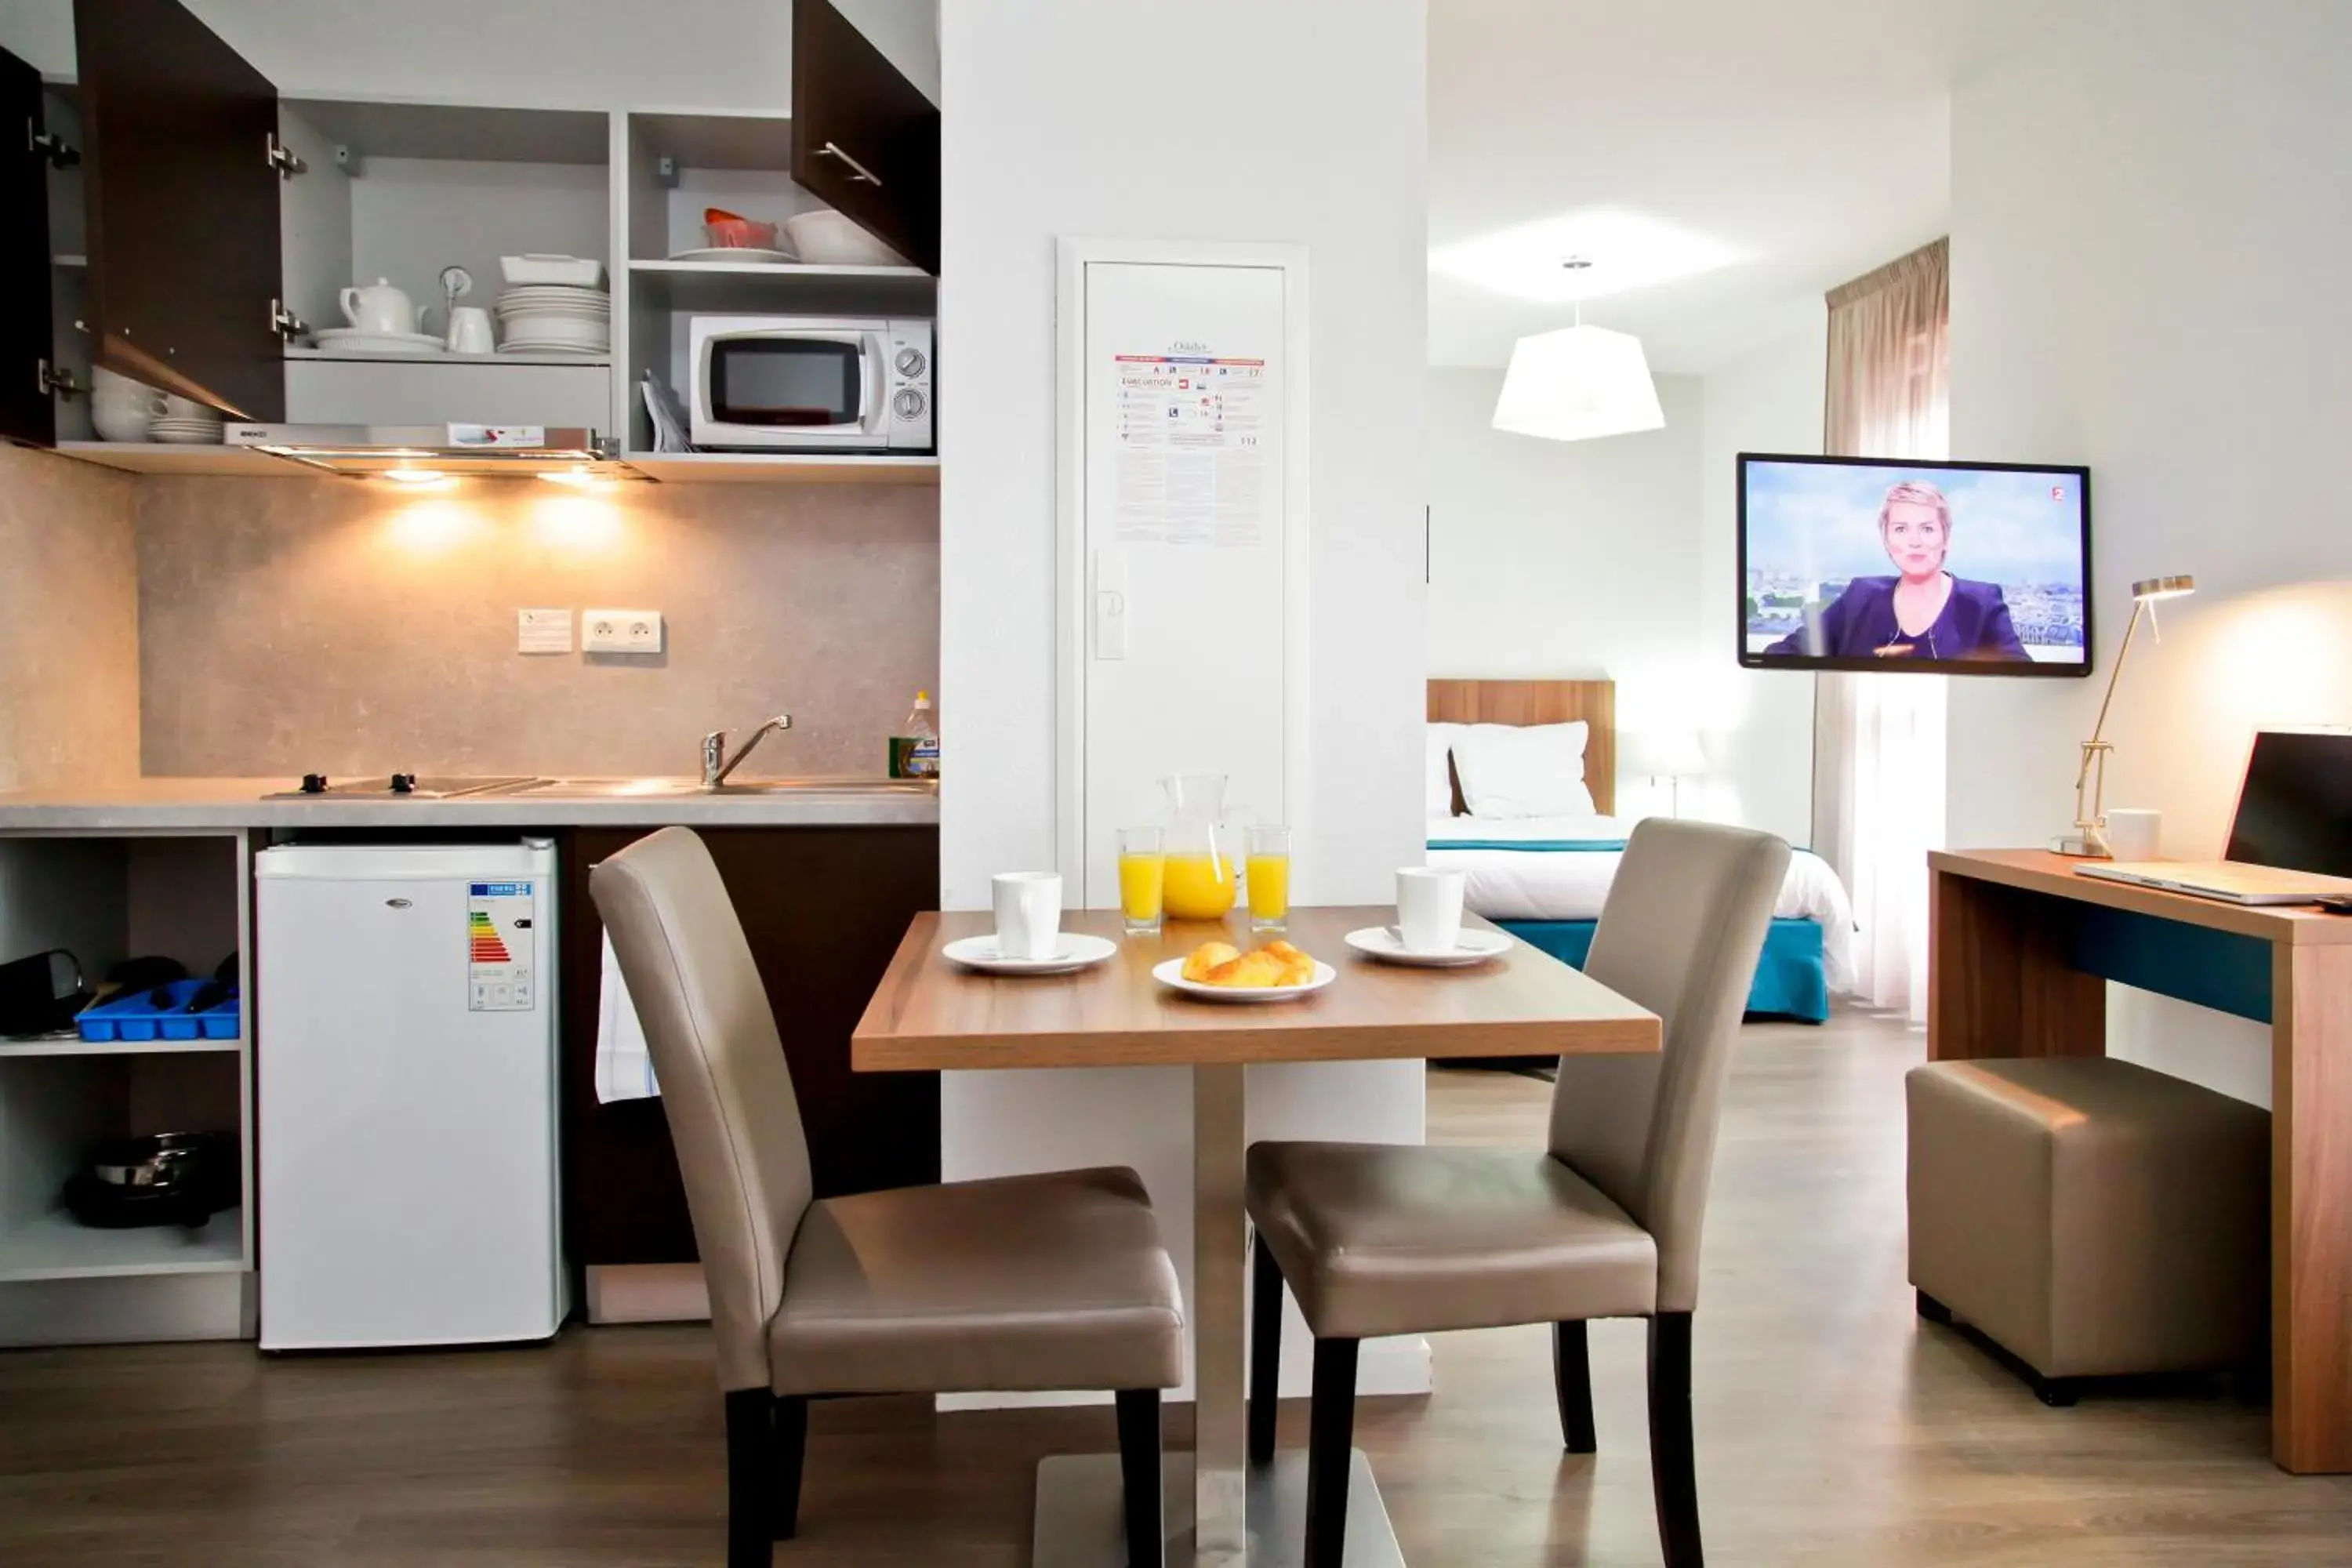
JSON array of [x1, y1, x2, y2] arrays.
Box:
[[0, 445, 140, 792], [133, 474, 938, 780]]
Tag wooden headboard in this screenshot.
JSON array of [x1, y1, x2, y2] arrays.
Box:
[[1427, 679, 1617, 815]]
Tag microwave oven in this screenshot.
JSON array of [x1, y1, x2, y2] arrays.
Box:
[[688, 314, 933, 452]]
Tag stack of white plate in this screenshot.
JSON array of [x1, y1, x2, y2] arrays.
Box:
[[149, 409, 225, 445], [495, 285, 610, 356]]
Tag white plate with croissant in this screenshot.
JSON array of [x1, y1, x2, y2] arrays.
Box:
[[1153, 940, 1337, 1003]]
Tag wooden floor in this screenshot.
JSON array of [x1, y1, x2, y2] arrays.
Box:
[[5, 1010, 2350, 1566]]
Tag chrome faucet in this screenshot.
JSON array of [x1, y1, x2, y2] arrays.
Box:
[[701, 714, 793, 789]]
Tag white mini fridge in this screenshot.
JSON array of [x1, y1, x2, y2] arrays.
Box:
[[256, 842, 564, 1349]]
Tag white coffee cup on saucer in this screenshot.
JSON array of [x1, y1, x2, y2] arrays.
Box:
[[2106, 808, 2161, 861], [993, 872, 1064, 961], [1396, 866, 1466, 953]]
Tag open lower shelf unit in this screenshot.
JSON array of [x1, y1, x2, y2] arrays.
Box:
[[0, 832, 255, 1340], [0, 1207, 245, 1283]]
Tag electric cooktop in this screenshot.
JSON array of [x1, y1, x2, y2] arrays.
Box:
[[262, 775, 542, 800]]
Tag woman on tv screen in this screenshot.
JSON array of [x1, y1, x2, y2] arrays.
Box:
[[1763, 480, 2029, 662]]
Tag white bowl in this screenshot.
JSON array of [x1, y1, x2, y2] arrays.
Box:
[[780, 209, 908, 267], [500, 254, 606, 288]]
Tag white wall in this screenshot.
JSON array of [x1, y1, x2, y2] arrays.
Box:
[[1947, 0, 2352, 1105], [938, 0, 1429, 1400], [1697, 322, 1825, 846], [1428, 368, 1704, 819], [1428, 336, 1822, 844], [0, 0, 938, 106]]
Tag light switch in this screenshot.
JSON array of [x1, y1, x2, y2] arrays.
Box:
[[583, 608, 664, 654], [517, 608, 572, 655]]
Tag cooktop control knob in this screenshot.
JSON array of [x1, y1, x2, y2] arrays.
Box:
[[299, 773, 328, 795], [389, 772, 417, 794], [894, 347, 927, 377]]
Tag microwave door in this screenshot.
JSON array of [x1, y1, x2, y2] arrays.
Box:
[[710, 335, 869, 435]]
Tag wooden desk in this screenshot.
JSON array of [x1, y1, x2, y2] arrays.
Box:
[[855, 906, 1659, 1566], [1929, 848, 2352, 1474]]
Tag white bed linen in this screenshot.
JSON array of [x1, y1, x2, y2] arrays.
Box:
[[1427, 815, 1857, 992]]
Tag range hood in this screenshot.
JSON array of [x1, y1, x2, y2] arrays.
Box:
[[224, 423, 641, 480]]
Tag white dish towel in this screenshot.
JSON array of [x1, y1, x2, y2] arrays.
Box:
[[594, 932, 661, 1103]]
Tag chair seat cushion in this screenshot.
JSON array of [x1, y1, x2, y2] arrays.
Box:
[[1246, 1142, 1658, 1340], [768, 1165, 1185, 1396]]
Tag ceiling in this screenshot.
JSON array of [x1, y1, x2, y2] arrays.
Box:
[[1428, 0, 2083, 374]]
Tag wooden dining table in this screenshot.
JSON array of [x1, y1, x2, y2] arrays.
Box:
[[852, 905, 1661, 1567]]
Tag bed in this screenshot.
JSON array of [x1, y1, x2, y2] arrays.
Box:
[[1427, 679, 1855, 1022]]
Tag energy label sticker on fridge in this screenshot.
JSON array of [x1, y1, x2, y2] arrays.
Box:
[[467, 881, 536, 1012]]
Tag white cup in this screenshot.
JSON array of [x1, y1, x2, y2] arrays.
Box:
[[992, 872, 1064, 961], [1396, 866, 1466, 953], [446, 306, 495, 354], [2106, 808, 2162, 862]]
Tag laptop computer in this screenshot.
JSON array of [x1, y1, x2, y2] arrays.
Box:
[[2077, 728, 2352, 905]]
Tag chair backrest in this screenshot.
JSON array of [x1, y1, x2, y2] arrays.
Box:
[[1546, 818, 1788, 1314], [590, 826, 814, 1392]]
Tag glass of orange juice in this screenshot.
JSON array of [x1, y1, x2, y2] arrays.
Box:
[[1247, 825, 1291, 931], [1119, 826, 1167, 935]]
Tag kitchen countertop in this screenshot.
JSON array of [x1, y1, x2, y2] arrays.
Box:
[[0, 777, 941, 832]]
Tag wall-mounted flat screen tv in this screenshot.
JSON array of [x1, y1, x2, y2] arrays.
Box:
[[1737, 453, 2092, 677]]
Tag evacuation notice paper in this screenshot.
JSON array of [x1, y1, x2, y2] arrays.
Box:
[[1110, 349, 1268, 548]]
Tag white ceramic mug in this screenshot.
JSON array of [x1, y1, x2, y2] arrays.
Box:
[[1396, 866, 1466, 953], [340, 278, 416, 336], [992, 872, 1064, 961], [446, 306, 495, 354], [2106, 808, 2162, 862]]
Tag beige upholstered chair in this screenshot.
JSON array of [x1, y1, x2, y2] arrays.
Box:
[[1245, 819, 1789, 1568], [592, 827, 1185, 1568]]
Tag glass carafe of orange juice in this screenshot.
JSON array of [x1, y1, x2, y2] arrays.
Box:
[[1160, 772, 1241, 920]]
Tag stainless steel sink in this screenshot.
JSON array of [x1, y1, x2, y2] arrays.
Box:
[[499, 777, 934, 799]]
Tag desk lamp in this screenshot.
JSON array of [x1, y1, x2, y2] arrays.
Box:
[[2056, 574, 2195, 857]]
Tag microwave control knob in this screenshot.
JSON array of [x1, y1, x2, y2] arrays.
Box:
[[893, 347, 927, 377], [892, 388, 926, 420]]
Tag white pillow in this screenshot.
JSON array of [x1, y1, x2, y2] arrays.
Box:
[[1450, 721, 1596, 818], [1425, 723, 1467, 815]]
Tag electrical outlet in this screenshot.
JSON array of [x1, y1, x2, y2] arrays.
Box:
[[583, 608, 663, 655]]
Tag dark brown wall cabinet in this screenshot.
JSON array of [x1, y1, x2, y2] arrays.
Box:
[[791, 0, 941, 275], [2, 44, 57, 447], [559, 826, 939, 1266], [74, 0, 285, 419]]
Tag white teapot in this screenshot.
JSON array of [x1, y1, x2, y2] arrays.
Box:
[[339, 278, 423, 336]]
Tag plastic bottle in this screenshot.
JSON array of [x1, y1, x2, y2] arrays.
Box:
[[903, 691, 940, 779]]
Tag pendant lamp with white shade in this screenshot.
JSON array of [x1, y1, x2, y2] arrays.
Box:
[[1490, 262, 1665, 442]]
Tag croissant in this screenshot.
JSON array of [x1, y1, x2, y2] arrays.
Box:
[[1207, 949, 1290, 989], [1182, 942, 1242, 982]]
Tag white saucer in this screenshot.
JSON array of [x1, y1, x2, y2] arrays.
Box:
[[666, 247, 799, 265], [1152, 957, 1338, 1004], [942, 932, 1117, 976], [1343, 926, 1513, 967]]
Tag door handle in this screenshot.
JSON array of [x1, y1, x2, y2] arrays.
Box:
[[818, 141, 883, 187]]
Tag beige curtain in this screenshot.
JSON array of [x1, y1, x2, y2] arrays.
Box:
[[1813, 238, 1951, 1022]]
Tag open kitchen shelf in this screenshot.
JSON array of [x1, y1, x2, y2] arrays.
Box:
[[622, 451, 940, 485], [626, 258, 933, 314], [0, 1207, 245, 1283], [0, 1035, 243, 1059], [285, 346, 613, 367]]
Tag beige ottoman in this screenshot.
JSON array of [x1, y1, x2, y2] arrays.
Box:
[[1907, 1055, 2269, 1404]]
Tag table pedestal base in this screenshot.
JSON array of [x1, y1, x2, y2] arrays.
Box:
[[1033, 1450, 1403, 1568]]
